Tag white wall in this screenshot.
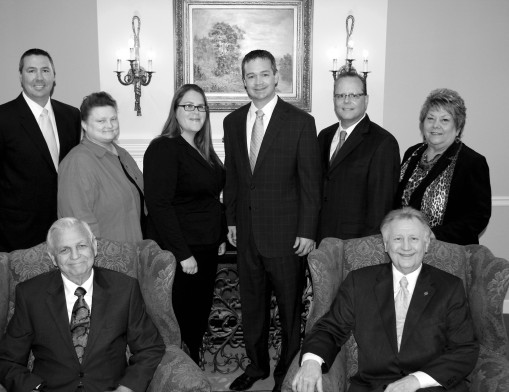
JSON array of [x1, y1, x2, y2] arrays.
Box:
[[95, 0, 388, 147]]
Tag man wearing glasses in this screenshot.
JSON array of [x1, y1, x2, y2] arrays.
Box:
[[316, 71, 400, 242]]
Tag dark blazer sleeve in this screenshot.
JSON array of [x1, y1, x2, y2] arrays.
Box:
[[300, 271, 356, 372], [143, 138, 192, 261], [0, 285, 44, 391], [364, 129, 400, 236], [432, 147, 491, 245], [118, 278, 165, 392], [417, 278, 479, 389]]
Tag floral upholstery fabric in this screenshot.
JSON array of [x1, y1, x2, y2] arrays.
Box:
[[0, 238, 211, 392], [282, 235, 509, 392]]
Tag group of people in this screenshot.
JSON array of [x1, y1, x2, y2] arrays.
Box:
[[0, 46, 491, 392]]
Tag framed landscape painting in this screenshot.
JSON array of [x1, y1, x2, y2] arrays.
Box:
[[174, 0, 313, 111]]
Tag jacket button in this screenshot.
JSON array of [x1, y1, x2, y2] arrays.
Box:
[[250, 184, 255, 190], [79, 372, 84, 377]]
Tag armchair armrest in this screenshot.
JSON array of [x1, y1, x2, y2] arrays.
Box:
[[465, 245, 509, 356], [149, 345, 211, 392], [0, 252, 9, 335], [306, 238, 344, 332], [469, 346, 509, 392]]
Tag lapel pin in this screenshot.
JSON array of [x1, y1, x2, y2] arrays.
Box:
[[424, 291, 428, 296]]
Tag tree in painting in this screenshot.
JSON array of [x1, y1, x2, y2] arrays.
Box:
[[278, 54, 292, 83], [209, 22, 245, 76]]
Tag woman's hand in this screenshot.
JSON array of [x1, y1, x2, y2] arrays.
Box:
[[180, 256, 198, 274], [218, 242, 226, 255]]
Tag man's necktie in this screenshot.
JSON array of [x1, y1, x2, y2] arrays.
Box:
[[249, 109, 264, 172], [329, 129, 347, 164], [395, 276, 410, 351], [70, 287, 90, 363], [39, 108, 59, 170]]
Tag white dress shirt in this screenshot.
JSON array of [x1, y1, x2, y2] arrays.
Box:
[[22, 92, 61, 154], [302, 264, 440, 389], [328, 114, 366, 160], [62, 269, 94, 322], [246, 94, 278, 155]]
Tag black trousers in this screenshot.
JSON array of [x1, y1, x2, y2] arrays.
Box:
[[237, 231, 305, 385], [172, 242, 219, 363]]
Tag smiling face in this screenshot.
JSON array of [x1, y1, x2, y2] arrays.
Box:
[[49, 225, 97, 285], [421, 107, 460, 154], [383, 217, 430, 275], [82, 106, 119, 149], [176, 90, 206, 137], [243, 58, 279, 108], [333, 76, 369, 128], [20, 54, 55, 107]]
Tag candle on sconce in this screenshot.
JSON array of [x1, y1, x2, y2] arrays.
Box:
[[332, 58, 338, 71], [347, 39, 354, 60], [129, 48, 134, 60], [362, 50, 369, 72], [148, 59, 153, 72], [117, 59, 122, 72]]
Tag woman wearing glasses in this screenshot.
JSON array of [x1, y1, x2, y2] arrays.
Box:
[[395, 88, 491, 245], [144, 84, 226, 364]]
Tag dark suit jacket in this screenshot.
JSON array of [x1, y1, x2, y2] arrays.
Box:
[[223, 98, 322, 257], [396, 142, 491, 245], [143, 135, 226, 262], [0, 94, 81, 251], [301, 263, 479, 392], [317, 115, 400, 241], [0, 267, 165, 392]]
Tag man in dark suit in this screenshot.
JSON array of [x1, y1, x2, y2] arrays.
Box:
[[317, 71, 400, 242], [223, 50, 322, 391], [0, 217, 165, 392], [292, 207, 479, 392], [0, 48, 81, 252]]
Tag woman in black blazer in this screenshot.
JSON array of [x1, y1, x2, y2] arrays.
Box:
[[144, 84, 226, 364], [395, 88, 491, 245]]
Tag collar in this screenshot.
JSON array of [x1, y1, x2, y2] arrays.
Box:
[[392, 263, 422, 296], [82, 136, 118, 158], [22, 91, 53, 119], [62, 268, 94, 297], [335, 113, 367, 139], [249, 94, 278, 120]]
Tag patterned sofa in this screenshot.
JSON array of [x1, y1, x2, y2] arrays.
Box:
[[282, 235, 509, 392], [0, 239, 211, 392]]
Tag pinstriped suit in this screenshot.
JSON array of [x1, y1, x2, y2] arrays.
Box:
[[223, 97, 321, 384]]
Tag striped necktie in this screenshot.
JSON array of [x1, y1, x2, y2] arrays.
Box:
[[249, 109, 264, 172], [39, 108, 59, 170]]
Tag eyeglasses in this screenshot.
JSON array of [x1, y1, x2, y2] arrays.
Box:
[[334, 93, 365, 101], [178, 104, 208, 112]]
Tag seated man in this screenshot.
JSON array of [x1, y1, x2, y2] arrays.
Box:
[[0, 217, 165, 392], [292, 207, 479, 392]]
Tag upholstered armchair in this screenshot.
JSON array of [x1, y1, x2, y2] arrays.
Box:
[[282, 235, 509, 392], [0, 239, 211, 392]]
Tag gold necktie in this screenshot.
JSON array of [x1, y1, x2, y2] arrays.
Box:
[[395, 276, 409, 351], [249, 109, 264, 172], [39, 108, 59, 170]]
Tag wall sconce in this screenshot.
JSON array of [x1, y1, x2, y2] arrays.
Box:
[[330, 15, 370, 86], [115, 16, 154, 116]]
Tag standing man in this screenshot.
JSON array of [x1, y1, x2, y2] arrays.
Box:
[[0, 48, 81, 252], [223, 49, 322, 392], [0, 218, 165, 392], [317, 71, 400, 242], [292, 207, 478, 392]]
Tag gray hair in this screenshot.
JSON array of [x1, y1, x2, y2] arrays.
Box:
[[46, 217, 95, 254], [380, 207, 431, 242]]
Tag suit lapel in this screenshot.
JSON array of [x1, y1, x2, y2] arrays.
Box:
[[400, 265, 435, 349], [252, 98, 284, 174], [234, 105, 252, 178], [52, 99, 74, 162], [177, 136, 211, 171], [45, 271, 76, 358], [374, 264, 399, 356], [83, 267, 112, 364], [329, 115, 370, 171], [15, 95, 56, 172]]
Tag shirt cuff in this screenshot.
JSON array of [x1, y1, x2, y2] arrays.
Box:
[[410, 371, 441, 388], [301, 353, 324, 366]]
